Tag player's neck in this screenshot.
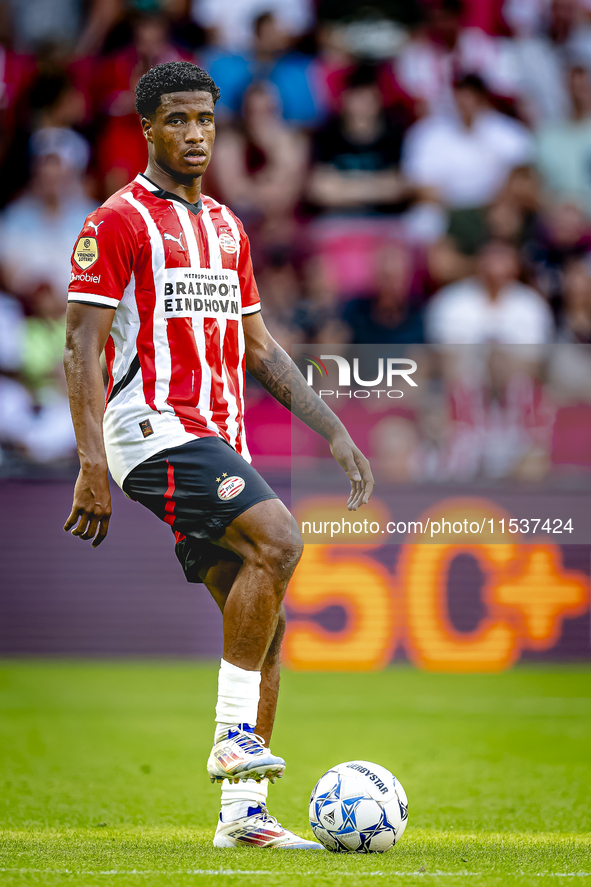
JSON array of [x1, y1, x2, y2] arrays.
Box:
[[143, 162, 202, 205]]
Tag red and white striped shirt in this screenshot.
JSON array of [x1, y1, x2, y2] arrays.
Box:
[[68, 173, 261, 488]]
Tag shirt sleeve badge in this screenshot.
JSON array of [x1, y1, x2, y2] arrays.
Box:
[[74, 235, 99, 269]]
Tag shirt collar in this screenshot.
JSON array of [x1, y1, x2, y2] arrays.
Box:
[[135, 173, 203, 215]]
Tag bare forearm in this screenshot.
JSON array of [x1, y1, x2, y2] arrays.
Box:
[[243, 313, 373, 508], [309, 168, 408, 207], [249, 343, 350, 442], [63, 336, 108, 469]]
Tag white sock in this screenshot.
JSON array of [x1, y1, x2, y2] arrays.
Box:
[[221, 777, 269, 822], [214, 659, 261, 743]]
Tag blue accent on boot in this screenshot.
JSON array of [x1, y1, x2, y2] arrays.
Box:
[[246, 804, 265, 818], [227, 723, 255, 740]]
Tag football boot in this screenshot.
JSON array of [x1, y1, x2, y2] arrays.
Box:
[[207, 725, 285, 784], [214, 804, 324, 849]]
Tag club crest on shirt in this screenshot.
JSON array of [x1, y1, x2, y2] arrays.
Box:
[[219, 232, 237, 254], [74, 235, 98, 269], [217, 475, 245, 500]]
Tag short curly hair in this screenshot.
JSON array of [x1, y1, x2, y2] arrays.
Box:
[[135, 61, 220, 118]]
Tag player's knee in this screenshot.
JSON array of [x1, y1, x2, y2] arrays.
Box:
[[263, 535, 302, 584], [254, 516, 303, 585]]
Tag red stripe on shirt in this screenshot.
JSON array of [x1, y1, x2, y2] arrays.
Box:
[[163, 459, 175, 526], [166, 316, 202, 408], [204, 317, 230, 438], [133, 187, 191, 410], [222, 318, 242, 449], [166, 315, 219, 438], [130, 199, 158, 411]]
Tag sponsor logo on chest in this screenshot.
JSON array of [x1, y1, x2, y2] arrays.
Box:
[[163, 269, 240, 318]]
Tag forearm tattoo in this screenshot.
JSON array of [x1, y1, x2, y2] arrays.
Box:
[[254, 346, 345, 441]]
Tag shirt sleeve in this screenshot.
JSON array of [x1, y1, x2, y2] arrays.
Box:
[[234, 218, 261, 316], [68, 207, 136, 309]]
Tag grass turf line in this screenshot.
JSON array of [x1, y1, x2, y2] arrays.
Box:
[[0, 663, 589, 887]]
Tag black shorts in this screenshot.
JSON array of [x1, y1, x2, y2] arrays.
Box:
[[122, 437, 278, 584]]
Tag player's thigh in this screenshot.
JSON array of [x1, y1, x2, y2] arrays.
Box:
[[213, 498, 303, 572]]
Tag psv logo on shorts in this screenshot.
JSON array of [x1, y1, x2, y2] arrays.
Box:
[[74, 236, 98, 269], [217, 475, 245, 500], [219, 232, 237, 254]]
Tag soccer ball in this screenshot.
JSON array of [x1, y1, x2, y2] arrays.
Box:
[[309, 760, 408, 853]]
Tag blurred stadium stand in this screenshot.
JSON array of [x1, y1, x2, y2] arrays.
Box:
[[0, 0, 589, 666]]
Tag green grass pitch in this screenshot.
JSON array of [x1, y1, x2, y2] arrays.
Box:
[[0, 663, 590, 887]]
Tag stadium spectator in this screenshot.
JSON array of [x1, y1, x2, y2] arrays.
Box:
[[5, 0, 86, 52], [443, 175, 541, 256], [446, 198, 526, 256], [93, 13, 191, 195], [312, 21, 356, 117], [0, 287, 75, 464], [394, 0, 518, 117], [425, 240, 555, 343], [0, 292, 25, 373], [557, 256, 591, 341], [0, 144, 96, 302], [251, 252, 302, 349], [291, 254, 348, 343], [537, 65, 591, 215], [430, 349, 556, 481], [211, 80, 308, 246], [341, 244, 425, 344], [255, 252, 348, 347], [0, 42, 36, 179], [27, 70, 90, 177], [308, 64, 409, 216], [204, 11, 323, 125], [525, 200, 591, 306], [504, 0, 591, 124], [191, 0, 314, 53], [401, 74, 534, 211]]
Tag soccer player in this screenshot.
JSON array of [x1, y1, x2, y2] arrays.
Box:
[[63, 62, 374, 849]]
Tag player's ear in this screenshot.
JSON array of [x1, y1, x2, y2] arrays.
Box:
[[142, 116, 154, 143]]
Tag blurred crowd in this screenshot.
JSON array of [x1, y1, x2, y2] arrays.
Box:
[[1, 0, 591, 472]]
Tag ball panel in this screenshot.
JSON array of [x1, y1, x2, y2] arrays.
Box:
[[336, 830, 363, 852], [367, 830, 395, 853], [314, 770, 341, 799], [382, 796, 403, 829], [353, 798, 383, 831], [336, 773, 366, 801]]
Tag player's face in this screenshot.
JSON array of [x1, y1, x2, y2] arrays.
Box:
[[143, 90, 216, 179]]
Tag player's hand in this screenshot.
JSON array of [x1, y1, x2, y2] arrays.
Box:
[[329, 433, 375, 511], [64, 466, 112, 547]]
